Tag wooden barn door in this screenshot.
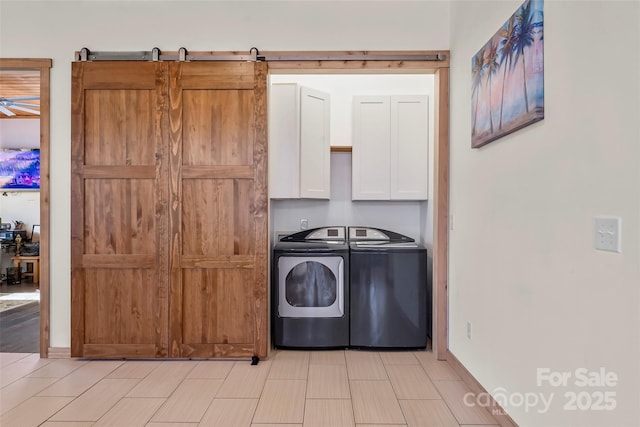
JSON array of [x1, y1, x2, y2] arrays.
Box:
[[71, 62, 170, 358], [71, 60, 268, 359], [168, 62, 268, 358]]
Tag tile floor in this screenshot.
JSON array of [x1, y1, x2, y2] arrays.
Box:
[[0, 350, 501, 426]]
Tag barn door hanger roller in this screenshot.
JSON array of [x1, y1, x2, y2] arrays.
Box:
[[75, 47, 263, 62]]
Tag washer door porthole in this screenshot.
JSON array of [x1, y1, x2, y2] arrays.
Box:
[[285, 261, 337, 308], [278, 256, 344, 318]]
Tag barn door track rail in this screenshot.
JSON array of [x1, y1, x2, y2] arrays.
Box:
[[75, 47, 447, 62]]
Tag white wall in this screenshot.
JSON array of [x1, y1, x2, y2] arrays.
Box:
[[0, 1, 449, 348], [449, 1, 640, 426], [0, 119, 40, 149]]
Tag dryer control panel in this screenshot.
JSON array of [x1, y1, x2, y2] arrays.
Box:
[[280, 226, 346, 242]]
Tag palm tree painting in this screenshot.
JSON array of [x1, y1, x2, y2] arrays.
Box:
[[471, 0, 544, 148]]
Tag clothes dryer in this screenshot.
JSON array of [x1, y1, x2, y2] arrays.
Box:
[[272, 226, 349, 348]]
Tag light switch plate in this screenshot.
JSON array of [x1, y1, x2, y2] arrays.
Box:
[[594, 216, 621, 253]]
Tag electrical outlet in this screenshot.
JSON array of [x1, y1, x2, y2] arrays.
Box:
[[466, 321, 472, 339], [300, 219, 309, 230], [594, 216, 621, 253]]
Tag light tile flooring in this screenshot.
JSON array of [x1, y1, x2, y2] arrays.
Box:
[[0, 350, 501, 427]]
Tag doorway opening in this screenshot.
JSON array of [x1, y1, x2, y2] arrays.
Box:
[[265, 54, 449, 359], [0, 59, 51, 357]]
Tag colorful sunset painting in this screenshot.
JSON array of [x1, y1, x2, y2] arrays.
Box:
[[471, 0, 544, 148]]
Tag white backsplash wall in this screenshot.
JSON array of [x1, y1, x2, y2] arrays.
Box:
[[271, 152, 425, 242]]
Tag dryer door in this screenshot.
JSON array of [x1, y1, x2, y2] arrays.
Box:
[[278, 256, 344, 318]]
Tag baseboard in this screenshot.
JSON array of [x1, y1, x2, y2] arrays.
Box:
[[446, 349, 519, 427], [47, 347, 71, 359]]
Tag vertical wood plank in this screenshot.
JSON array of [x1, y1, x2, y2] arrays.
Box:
[[38, 62, 52, 358], [70, 62, 86, 357], [169, 62, 184, 358], [433, 67, 450, 360], [253, 61, 269, 358], [155, 62, 171, 358]]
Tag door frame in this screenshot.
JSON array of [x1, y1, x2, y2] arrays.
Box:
[[265, 50, 450, 359], [0, 58, 52, 358]]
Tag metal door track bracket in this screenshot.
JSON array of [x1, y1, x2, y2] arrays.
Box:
[[75, 47, 446, 63], [76, 47, 162, 62]]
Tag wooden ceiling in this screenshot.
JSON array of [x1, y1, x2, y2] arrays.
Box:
[[0, 71, 40, 119]]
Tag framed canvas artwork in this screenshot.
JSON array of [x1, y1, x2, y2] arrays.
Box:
[[471, 0, 544, 148]]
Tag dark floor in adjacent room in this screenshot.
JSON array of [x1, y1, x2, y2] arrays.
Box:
[[0, 280, 39, 353]]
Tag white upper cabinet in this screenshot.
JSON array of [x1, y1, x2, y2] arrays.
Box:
[[269, 83, 331, 199], [390, 95, 429, 199], [352, 96, 391, 200], [352, 95, 428, 200], [269, 83, 300, 199], [300, 87, 330, 199]]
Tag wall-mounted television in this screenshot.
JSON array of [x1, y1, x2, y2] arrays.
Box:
[[0, 149, 40, 191]]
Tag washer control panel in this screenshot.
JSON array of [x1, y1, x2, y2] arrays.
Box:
[[349, 227, 389, 241]]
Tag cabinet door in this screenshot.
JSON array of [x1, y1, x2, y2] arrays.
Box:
[[390, 95, 429, 200], [300, 86, 330, 199], [352, 96, 391, 200], [269, 83, 300, 199]]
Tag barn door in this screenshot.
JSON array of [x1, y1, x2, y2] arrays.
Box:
[[168, 62, 268, 358], [71, 61, 268, 359], [71, 62, 170, 358]]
